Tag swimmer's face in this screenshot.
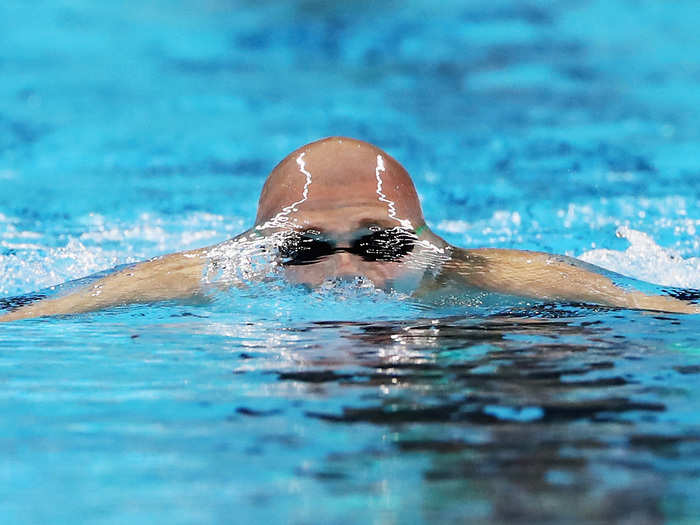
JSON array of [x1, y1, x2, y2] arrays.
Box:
[[254, 137, 436, 290], [273, 211, 420, 289]]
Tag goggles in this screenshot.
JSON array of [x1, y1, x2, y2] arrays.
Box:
[[279, 227, 417, 266]]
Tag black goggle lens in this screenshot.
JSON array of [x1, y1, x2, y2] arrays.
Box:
[[279, 234, 335, 265], [280, 228, 415, 265], [351, 229, 415, 262]]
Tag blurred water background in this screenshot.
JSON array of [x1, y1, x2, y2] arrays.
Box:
[[1, 0, 700, 523]]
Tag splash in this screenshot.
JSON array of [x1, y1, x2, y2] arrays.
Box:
[[0, 238, 126, 297], [579, 226, 700, 288], [203, 232, 283, 286], [284, 276, 420, 322], [202, 272, 422, 324], [0, 211, 240, 296]]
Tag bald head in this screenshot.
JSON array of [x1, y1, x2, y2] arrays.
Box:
[[255, 137, 425, 232]]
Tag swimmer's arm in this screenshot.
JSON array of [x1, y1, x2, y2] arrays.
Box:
[[0, 249, 208, 322], [444, 247, 700, 314]]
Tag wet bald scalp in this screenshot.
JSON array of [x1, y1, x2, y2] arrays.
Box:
[[255, 137, 425, 228]]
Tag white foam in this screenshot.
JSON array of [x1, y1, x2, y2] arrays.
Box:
[[0, 238, 126, 296], [203, 232, 281, 286], [0, 211, 244, 296], [579, 226, 700, 288]]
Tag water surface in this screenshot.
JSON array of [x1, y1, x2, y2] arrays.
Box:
[[1, 0, 700, 523]]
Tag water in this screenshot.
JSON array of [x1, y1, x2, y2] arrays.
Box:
[[1, 0, 700, 523]]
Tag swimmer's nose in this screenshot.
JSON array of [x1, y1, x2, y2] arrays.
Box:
[[334, 252, 361, 278]]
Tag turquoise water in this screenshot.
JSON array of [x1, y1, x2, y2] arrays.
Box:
[[1, 0, 700, 523]]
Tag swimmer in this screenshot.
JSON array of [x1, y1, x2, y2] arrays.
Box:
[[1, 137, 698, 322]]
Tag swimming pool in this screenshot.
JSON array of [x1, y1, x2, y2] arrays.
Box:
[[2, 0, 700, 522]]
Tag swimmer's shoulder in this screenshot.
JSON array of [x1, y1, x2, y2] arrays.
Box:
[[451, 247, 590, 270]]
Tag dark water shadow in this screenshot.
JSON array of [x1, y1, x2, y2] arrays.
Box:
[[271, 309, 700, 523]]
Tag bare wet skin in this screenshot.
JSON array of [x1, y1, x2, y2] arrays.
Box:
[[0, 136, 698, 322]]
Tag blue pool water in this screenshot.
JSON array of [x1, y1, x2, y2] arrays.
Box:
[[1, 0, 700, 522]]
